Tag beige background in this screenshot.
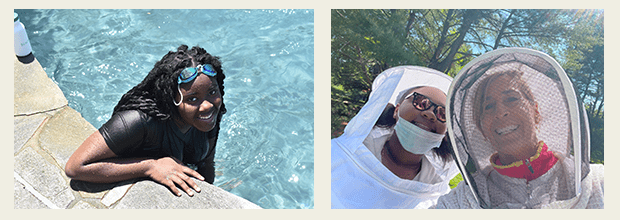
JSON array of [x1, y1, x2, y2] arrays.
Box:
[[6, 0, 617, 218]]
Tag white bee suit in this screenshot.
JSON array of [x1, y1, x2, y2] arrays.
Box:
[[436, 48, 604, 209], [331, 66, 459, 209]]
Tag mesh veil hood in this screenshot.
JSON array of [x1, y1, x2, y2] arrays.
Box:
[[446, 48, 591, 208], [331, 66, 458, 208], [341, 66, 452, 141]]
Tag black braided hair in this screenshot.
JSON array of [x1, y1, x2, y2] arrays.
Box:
[[113, 45, 227, 139]]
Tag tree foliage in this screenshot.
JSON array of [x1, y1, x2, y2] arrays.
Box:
[[331, 9, 420, 136], [331, 9, 604, 164]]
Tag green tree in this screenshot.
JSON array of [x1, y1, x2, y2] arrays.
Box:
[[406, 9, 478, 76], [331, 9, 421, 137], [331, 10, 604, 161], [558, 10, 604, 163], [468, 10, 571, 51]]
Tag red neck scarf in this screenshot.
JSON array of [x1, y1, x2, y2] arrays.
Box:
[[490, 141, 558, 182]]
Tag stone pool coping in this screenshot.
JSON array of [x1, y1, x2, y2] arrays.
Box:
[[13, 55, 261, 209]]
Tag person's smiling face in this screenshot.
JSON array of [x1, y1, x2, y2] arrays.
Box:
[[175, 73, 222, 133], [479, 73, 538, 162], [394, 86, 447, 134]]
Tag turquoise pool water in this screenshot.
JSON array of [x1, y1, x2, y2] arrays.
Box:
[[16, 9, 314, 209]]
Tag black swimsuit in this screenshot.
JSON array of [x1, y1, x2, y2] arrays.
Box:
[[99, 110, 216, 183]]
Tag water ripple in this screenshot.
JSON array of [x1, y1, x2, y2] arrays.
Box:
[[17, 9, 314, 209]]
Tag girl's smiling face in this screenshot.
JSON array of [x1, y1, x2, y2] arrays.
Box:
[[394, 86, 447, 134], [174, 73, 222, 133]]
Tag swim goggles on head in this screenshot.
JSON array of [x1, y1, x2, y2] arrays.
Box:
[[174, 64, 217, 106], [405, 92, 447, 123], [178, 64, 216, 84]]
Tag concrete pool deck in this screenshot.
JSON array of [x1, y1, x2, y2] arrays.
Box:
[[13, 55, 261, 209]]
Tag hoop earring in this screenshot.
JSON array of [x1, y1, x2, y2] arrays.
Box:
[[173, 84, 183, 106]]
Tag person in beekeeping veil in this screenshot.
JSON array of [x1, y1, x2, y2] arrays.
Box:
[[331, 66, 460, 209], [436, 48, 604, 209]]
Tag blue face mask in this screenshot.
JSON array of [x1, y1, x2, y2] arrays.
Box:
[[393, 110, 445, 154]]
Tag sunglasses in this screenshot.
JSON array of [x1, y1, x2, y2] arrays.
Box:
[[178, 64, 216, 84], [405, 92, 446, 123]]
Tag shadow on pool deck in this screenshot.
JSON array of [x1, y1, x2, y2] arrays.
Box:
[[13, 55, 261, 209]]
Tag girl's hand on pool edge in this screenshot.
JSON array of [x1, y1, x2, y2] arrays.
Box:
[[146, 157, 205, 197]]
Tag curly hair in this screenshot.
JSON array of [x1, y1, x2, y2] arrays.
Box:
[[113, 45, 227, 138]]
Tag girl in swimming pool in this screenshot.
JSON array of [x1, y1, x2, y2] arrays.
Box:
[[65, 45, 226, 197]]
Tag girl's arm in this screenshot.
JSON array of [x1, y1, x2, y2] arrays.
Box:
[[196, 137, 217, 184], [65, 131, 204, 197]]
